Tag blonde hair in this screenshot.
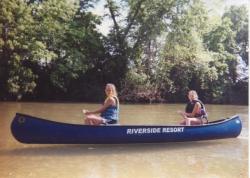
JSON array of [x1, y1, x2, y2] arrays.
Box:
[[106, 83, 118, 97], [104, 84, 119, 108], [188, 90, 198, 100]]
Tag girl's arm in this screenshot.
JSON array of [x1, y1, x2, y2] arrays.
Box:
[[84, 97, 116, 115], [178, 102, 201, 118], [189, 102, 201, 117]]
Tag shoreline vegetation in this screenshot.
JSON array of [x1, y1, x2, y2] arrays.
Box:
[[0, 98, 247, 106], [0, 0, 248, 105], [0, 97, 248, 106]]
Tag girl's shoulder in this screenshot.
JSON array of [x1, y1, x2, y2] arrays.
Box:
[[193, 100, 202, 106], [105, 96, 116, 104]]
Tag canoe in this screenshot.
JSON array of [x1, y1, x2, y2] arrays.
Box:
[[11, 113, 242, 144]]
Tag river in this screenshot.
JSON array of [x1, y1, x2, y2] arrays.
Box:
[[0, 102, 248, 178]]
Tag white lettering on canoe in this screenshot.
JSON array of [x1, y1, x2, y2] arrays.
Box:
[[162, 127, 184, 133], [126, 127, 184, 135]]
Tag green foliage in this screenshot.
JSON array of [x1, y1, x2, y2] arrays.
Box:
[[157, 0, 215, 101], [7, 56, 37, 96], [223, 5, 249, 65], [0, 0, 37, 99], [0, 0, 248, 104]]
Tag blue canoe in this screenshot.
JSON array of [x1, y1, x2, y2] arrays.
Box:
[[11, 113, 242, 144]]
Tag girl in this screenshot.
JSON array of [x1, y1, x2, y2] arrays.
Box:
[[178, 90, 208, 125], [83, 83, 119, 125]]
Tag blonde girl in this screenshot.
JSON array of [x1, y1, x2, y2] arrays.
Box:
[[83, 83, 119, 125]]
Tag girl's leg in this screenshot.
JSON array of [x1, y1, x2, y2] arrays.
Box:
[[186, 118, 202, 126], [85, 114, 105, 125], [179, 119, 186, 125]]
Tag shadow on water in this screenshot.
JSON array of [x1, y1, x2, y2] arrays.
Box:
[[1, 140, 224, 157]]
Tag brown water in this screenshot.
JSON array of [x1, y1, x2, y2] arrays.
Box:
[[0, 102, 248, 178]]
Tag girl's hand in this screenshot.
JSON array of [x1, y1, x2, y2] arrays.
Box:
[[178, 110, 187, 118], [82, 109, 89, 115], [177, 110, 184, 115]]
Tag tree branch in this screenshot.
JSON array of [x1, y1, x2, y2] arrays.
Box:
[[123, 0, 144, 38]]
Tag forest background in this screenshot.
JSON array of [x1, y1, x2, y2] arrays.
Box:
[[0, 0, 248, 104]]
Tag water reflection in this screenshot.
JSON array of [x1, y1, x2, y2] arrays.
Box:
[[2, 141, 224, 156]]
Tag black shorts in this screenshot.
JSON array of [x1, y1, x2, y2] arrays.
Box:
[[103, 119, 118, 125]]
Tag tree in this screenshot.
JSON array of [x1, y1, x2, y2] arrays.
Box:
[[30, 0, 106, 100], [158, 0, 218, 101], [0, 0, 39, 99], [103, 0, 194, 101], [223, 5, 249, 65], [202, 5, 248, 104]]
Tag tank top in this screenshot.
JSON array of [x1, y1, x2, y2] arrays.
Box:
[[100, 96, 119, 120]]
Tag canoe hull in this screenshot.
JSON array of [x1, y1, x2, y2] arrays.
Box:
[[11, 113, 242, 144]]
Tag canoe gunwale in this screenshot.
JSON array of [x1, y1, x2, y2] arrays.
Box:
[[14, 112, 239, 127]]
